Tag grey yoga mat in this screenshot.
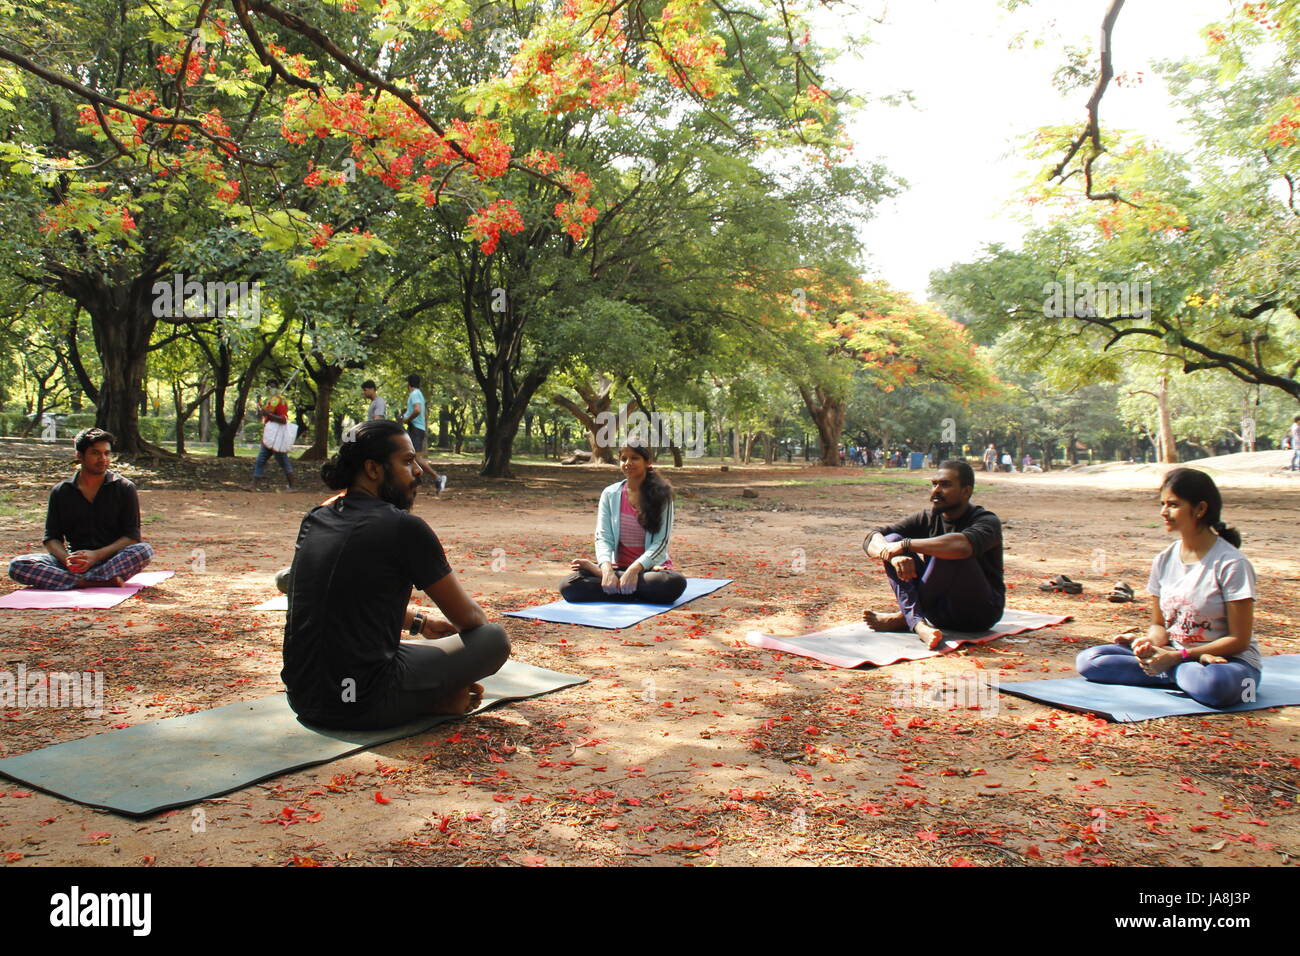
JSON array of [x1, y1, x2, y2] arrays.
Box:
[[0, 660, 586, 817]]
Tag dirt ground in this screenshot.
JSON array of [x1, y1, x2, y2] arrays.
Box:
[[0, 442, 1297, 867]]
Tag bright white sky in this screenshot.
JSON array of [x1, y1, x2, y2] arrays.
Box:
[[818, 0, 1234, 300]]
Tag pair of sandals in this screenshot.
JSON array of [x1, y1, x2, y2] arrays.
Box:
[[1039, 574, 1083, 595], [1038, 574, 1135, 603]]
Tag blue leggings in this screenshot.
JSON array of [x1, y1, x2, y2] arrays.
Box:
[[1076, 644, 1261, 709]]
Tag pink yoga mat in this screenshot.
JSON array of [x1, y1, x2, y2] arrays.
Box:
[[0, 571, 175, 610], [745, 608, 1072, 668]]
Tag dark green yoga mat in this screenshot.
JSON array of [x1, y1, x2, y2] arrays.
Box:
[[0, 660, 587, 817]]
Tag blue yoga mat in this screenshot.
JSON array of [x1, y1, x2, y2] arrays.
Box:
[[505, 577, 732, 629], [998, 654, 1300, 722], [0, 659, 586, 817]]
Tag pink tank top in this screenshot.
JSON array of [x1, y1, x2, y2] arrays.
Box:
[[615, 488, 645, 567]]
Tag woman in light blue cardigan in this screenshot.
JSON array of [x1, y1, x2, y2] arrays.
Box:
[[561, 441, 687, 604]]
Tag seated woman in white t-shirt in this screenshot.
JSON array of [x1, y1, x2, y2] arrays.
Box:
[[1076, 468, 1261, 709], [561, 440, 687, 605]]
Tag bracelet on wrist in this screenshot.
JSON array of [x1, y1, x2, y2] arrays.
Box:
[[409, 612, 426, 636]]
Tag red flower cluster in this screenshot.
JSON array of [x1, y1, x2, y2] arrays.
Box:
[[309, 223, 335, 249], [156, 38, 212, 87], [552, 168, 598, 240], [1267, 98, 1300, 146], [467, 199, 525, 254]]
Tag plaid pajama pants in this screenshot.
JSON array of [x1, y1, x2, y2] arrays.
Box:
[[8, 543, 155, 591]]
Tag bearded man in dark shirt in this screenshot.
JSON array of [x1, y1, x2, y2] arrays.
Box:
[[281, 419, 509, 729], [862, 460, 1004, 649]]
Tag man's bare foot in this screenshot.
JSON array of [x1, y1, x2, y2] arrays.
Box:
[[864, 609, 908, 631], [914, 620, 947, 650], [77, 575, 124, 589], [430, 682, 485, 715], [571, 558, 600, 575]]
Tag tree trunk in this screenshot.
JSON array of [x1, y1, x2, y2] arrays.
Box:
[[479, 367, 550, 478], [481, 396, 528, 478], [438, 405, 449, 448], [552, 385, 615, 463], [172, 381, 187, 456], [797, 385, 846, 467], [1156, 375, 1177, 463], [73, 277, 162, 456], [297, 364, 343, 461], [96, 338, 153, 455], [199, 390, 211, 443]]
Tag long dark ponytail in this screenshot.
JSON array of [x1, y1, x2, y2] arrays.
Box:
[[1161, 467, 1242, 548], [321, 419, 406, 490], [624, 440, 672, 534]]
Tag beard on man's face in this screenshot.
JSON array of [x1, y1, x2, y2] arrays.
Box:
[[379, 462, 419, 511]]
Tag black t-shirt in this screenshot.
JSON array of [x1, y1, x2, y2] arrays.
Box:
[[281, 493, 452, 722], [871, 504, 1004, 596], [43, 470, 142, 551]]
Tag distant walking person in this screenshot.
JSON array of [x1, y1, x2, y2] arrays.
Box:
[[1290, 416, 1300, 471], [250, 383, 294, 492], [982, 444, 997, 472], [401, 374, 427, 450], [363, 380, 386, 421], [399, 373, 446, 497]]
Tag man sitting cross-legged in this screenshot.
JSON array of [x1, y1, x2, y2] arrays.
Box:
[[862, 459, 1004, 650], [8, 428, 154, 590], [281, 419, 510, 730]]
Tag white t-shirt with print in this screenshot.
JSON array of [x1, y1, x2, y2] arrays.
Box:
[[1146, 536, 1259, 670]]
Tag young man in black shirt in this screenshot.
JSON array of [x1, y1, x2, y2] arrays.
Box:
[[8, 428, 154, 590], [281, 420, 510, 729], [862, 459, 1004, 649]]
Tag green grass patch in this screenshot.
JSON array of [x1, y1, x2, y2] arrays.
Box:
[[772, 474, 931, 489], [0, 491, 45, 522], [693, 494, 768, 510]]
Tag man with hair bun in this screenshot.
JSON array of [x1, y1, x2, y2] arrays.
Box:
[[281, 419, 510, 728], [8, 427, 154, 589], [861, 459, 1005, 650]]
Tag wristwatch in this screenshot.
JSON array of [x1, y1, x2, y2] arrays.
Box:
[[409, 611, 426, 636]]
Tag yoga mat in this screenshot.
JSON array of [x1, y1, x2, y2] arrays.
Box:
[[506, 577, 732, 629], [253, 595, 288, 611], [998, 654, 1300, 722], [745, 608, 1072, 668], [0, 570, 174, 610], [0, 659, 586, 817]]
